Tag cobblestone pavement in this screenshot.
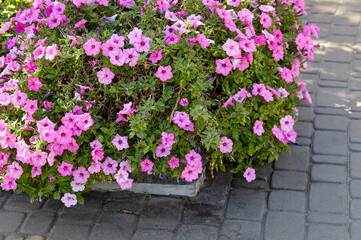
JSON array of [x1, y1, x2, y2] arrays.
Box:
[[1, 0, 361, 239]]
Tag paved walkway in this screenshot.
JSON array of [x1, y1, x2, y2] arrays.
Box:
[[1, 0, 361, 239]]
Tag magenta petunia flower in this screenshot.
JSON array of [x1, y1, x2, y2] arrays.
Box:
[[83, 38, 101, 56], [155, 65, 173, 82], [156, 144, 171, 158], [43, 101, 52, 110], [1, 176, 17, 190], [74, 19, 87, 30], [168, 156, 180, 169], [140, 158, 154, 173], [102, 157, 119, 175], [24, 61, 37, 73], [112, 134, 129, 151], [253, 120, 265, 136], [219, 136, 233, 153], [61, 193, 77, 207], [28, 77, 43, 91], [180, 98, 189, 106], [215, 58, 232, 76], [97, 67, 114, 85], [260, 12, 272, 29], [165, 32, 181, 45], [148, 49, 163, 64], [133, 35, 152, 52], [243, 167, 256, 182], [57, 162, 73, 177], [31, 166, 42, 178], [73, 167, 90, 184]]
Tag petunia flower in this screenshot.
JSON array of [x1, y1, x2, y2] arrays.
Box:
[[155, 65, 173, 82], [243, 167, 256, 182], [97, 67, 114, 85], [219, 136, 233, 153]]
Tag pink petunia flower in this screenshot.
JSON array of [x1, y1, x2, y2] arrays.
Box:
[[45, 44, 59, 61], [33, 46, 46, 60], [140, 158, 154, 173], [43, 101, 52, 110], [148, 49, 163, 64], [61, 193, 77, 207], [74, 19, 87, 30], [97, 67, 114, 85], [83, 38, 101, 56], [222, 38, 240, 57], [1, 176, 17, 190], [57, 162, 73, 177], [260, 13, 272, 28], [70, 180, 85, 192], [123, 48, 140, 67], [215, 58, 233, 76], [156, 143, 171, 158], [180, 98, 189, 106], [133, 35, 152, 52], [219, 136, 233, 153], [280, 115, 295, 132], [102, 157, 119, 175], [24, 61, 37, 73], [73, 167, 90, 184], [31, 166, 42, 178], [165, 32, 181, 45], [243, 167, 256, 182], [155, 65, 173, 82], [6, 161, 23, 179], [23, 99, 38, 115], [168, 156, 179, 169], [112, 134, 129, 151], [253, 120, 265, 136], [90, 139, 103, 149], [28, 77, 43, 91], [91, 147, 104, 162]]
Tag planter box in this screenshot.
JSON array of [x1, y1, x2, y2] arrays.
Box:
[[90, 169, 207, 197]]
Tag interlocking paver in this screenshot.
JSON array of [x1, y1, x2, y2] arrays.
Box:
[[275, 145, 310, 171], [306, 212, 348, 225], [268, 190, 306, 212], [307, 224, 347, 240], [313, 131, 348, 155], [226, 188, 266, 221], [271, 171, 308, 190], [182, 203, 223, 226], [4, 235, 24, 240], [324, 46, 353, 62], [350, 120, 361, 143], [57, 198, 101, 225], [320, 62, 350, 81], [309, 183, 347, 213], [131, 229, 174, 240], [264, 211, 305, 240], [350, 222, 361, 240], [294, 122, 313, 137], [297, 106, 315, 121], [21, 212, 56, 234], [219, 220, 261, 240], [316, 88, 348, 108], [48, 225, 91, 240], [312, 155, 348, 165], [3, 194, 43, 211], [350, 179, 361, 198], [350, 153, 361, 179], [311, 164, 347, 183], [350, 199, 361, 219], [314, 115, 348, 131], [0, 211, 26, 233], [174, 225, 218, 240]]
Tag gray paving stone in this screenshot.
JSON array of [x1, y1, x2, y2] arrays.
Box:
[[21, 212, 56, 234], [90, 212, 137, 240], [264, 211, 305, 240], [4, 235, 24, 240], [350, 120, 361, 142], [350, 143, 361, 151], [187, 192, 227, 207], [103, 201, 142, 215], [318, 80, 348, 88], [138, 197, 182, 230], [309, 183, 347, 213], [48, 225, 91, 240], [312, 155, 347, 164], [42, 198, 63, 212], [0, 235, 3, 240], [328, 35, 356, 44], [311, 164, 347, 183], [313, 131, 347, 155], [0, 211, 26, 233], [0, 194, 8, 208], [311, 2, 338, 14], [308, 14, 333, 23], [297, 107, 315, 121], [320, 62, 350, 81], [231, 178, 269, 190], [219, 220, 261, 240], [25, 236, 44, 240], [306, 212, 348, 225], [314, 115, 348, 131], [275, 145, 310, 171], [333, 25, 359, 36], [350, 111, 361, 119], [316, 88, 348, 108], [350, 78, 361, 90], [350, 199, 361, 219], [271, 171, 308, 191], [294, 122, 313, 137], [315, 107, 349, 116], [131, 229, 174, 240], [324, 46, 353, 62], [4, 194, 43, 211], [296, 137, 312, 146], [300, 73, 318, 93], [350, 153, 361, 179], [226, 188, 266, 221], [57, 198, 102, 225], [350, 91, 361, 111], [316, 23, 330, 38], [307, 224, 347, 240], [350, 221, 361, 240], [174, 224, 218, 240], [182, 203, 223, 226], [353, 60, 361, 72], [268, 190, 306, 212], [350, 179, 361, 198], [333, 12, 361, 26]]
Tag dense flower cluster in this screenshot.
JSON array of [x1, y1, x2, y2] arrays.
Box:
[[0, 0, 317, 206]]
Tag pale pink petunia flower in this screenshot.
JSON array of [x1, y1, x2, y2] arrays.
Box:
[[165, 32, 181, 45], [215, 58, 233, 76], [6, 161, 23, 179], [61, 193, 77, 207], [57, 162, 73, 177], [280, 115, 295, 132], [156, 144, 171, 158], [243, 167, 256, 182], [97, 67, 114, 85], [90, 140, 103, 149], [219, 136, 233, 153], [112, 134, 129, 151], [31, 166, 42, 178], [73, 167, 90, 184], [102, 157, 118, 175], [83, 38, 101, 56], [70, 180, 85, 192], [91, 147, 104, 162], [155, 65, 173, 82], [45, 44, 59, 61], [222, 38, 240, 57], [253, 120, 265, 136]]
